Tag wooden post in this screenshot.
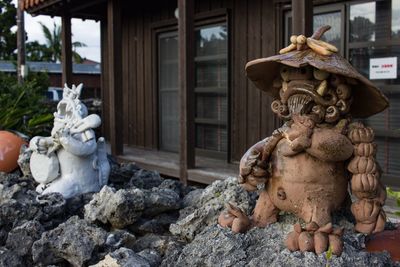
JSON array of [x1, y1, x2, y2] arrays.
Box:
[[17, 0, 26, 84], [100, 20, 110, 141], [178, 0, 195, 185], [107, 0, 123, 155], [61, 13, 73, 85], [292, 0, 313, 36]]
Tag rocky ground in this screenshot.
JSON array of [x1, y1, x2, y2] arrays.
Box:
[[0, 157, 399, 267]]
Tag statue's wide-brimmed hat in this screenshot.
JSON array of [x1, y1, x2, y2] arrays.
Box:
[[245, 29, 389, 118]]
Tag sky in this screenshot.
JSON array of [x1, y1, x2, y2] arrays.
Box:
[[11, 0, 101, 62]]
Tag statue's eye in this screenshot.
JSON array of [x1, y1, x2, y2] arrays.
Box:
[[300, 68, 307, 74]]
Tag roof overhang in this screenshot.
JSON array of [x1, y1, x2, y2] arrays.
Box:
[[21, 0, 107, 20]]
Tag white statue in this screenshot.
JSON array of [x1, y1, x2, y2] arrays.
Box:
[[29, 83, 110, 199]]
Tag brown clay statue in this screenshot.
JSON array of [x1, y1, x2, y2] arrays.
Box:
[[218, 26, 389, 256]]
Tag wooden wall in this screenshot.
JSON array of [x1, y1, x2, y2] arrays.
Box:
[[230, 0, 279, 161], [121, 1, 176, 150], [101, 0, 280, 162]]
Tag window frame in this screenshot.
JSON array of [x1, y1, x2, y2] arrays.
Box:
[[194, 21, 229, 159], [151, 10, 231, 160]]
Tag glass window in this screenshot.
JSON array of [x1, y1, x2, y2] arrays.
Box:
[[313, 12, 341, 50], [196, 125, 228, 152], [349, 2, 376, 42], [196, 26, 228, 57], [283, 2, 400, 183], [196, 95, 228, 121], [157, 23, 228, 157], [348, 1, 400, 181], [284, 10, 343, 53], [349, 46, 400, 85], [195, 24, 228, 155], [393, 0, 400, 38], [158, 32, 179, 152]]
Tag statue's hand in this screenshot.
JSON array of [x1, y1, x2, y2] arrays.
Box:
[[58, 128, 72, 147], [30, 137, 53, 154], [70, 114, 101, 134], [239, 149, 269, 191], [284, 115, 315, 152], [286, 115, 315, 140]]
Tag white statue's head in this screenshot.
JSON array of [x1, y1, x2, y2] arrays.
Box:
[[52, 84, 88, 134]]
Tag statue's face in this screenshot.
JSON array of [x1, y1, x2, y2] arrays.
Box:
[[53, 84, 88, 128], [55, 97, 79, 121], [271, 66, 353, 124]]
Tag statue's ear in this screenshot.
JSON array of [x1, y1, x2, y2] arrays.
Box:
[[75, 83, 83, 98], [63, 83, 70, 96]]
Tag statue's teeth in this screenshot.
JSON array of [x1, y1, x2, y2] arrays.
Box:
[[317, 80, 328, 96], [288, 94, 312, 114]]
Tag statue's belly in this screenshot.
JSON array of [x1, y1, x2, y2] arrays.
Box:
[[267, 139, 349, 223], [57, 149, 96, 176]]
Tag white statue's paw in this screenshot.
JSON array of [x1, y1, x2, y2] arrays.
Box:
[[36, 184, 46, 194], [59, 136, 69, 146]]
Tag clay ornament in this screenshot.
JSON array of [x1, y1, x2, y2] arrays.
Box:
[[218, 26, 389, 256], [0, 131, 27, 173], [29, 83, 110, 199]]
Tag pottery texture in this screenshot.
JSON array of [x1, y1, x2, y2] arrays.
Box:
[[218, 26, 389, 256], [0, 131, 26, 173]]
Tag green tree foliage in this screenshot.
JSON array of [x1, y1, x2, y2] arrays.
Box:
[[0, 0, 17, 60], [26, 40, 52, 62], [26, 22, 87, 63], [387, 187, 400, 217], [39, 22, 61, 62], [350, 16, 375, 42], [0, 71, 53, 137]]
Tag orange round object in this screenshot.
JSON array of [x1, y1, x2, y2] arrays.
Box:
[[0, 131, 27, 173], [366, 225, 400, 261]]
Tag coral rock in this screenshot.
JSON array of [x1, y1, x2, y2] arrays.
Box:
[[170, 177, 254, 241], [32, 216, 107, 266], [90, 248, 150, 267], [84, 186, 145, 228], [5, 220, 44, 258]]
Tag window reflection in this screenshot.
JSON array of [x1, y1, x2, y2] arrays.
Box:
[[393, 0, 400, 38], [313, 12, 341, 51], [158, 33, 179, 152], [349, 45, 400, 178], [349, 46, 400, 85], [195, 24, 228, 155], [196, 26, 227, 57], [350, 2, 376, 42], [285, 11, 342, 53]]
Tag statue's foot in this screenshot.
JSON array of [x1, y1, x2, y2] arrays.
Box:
[[285, 222, 344, 256], [218, 202, 251, 233]]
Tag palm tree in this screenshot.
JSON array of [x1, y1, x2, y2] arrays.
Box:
[[26, 40, 52, 62], [39, 22, 87, 63]]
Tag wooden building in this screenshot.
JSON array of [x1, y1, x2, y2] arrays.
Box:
[[22, 0, 400, 188]]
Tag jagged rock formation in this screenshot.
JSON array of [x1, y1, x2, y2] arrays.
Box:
[[0, 161, 398, 266]]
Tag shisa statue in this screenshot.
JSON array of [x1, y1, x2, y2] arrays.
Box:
[[218, 26, 389, 256], [29, 83, 110, 199]]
